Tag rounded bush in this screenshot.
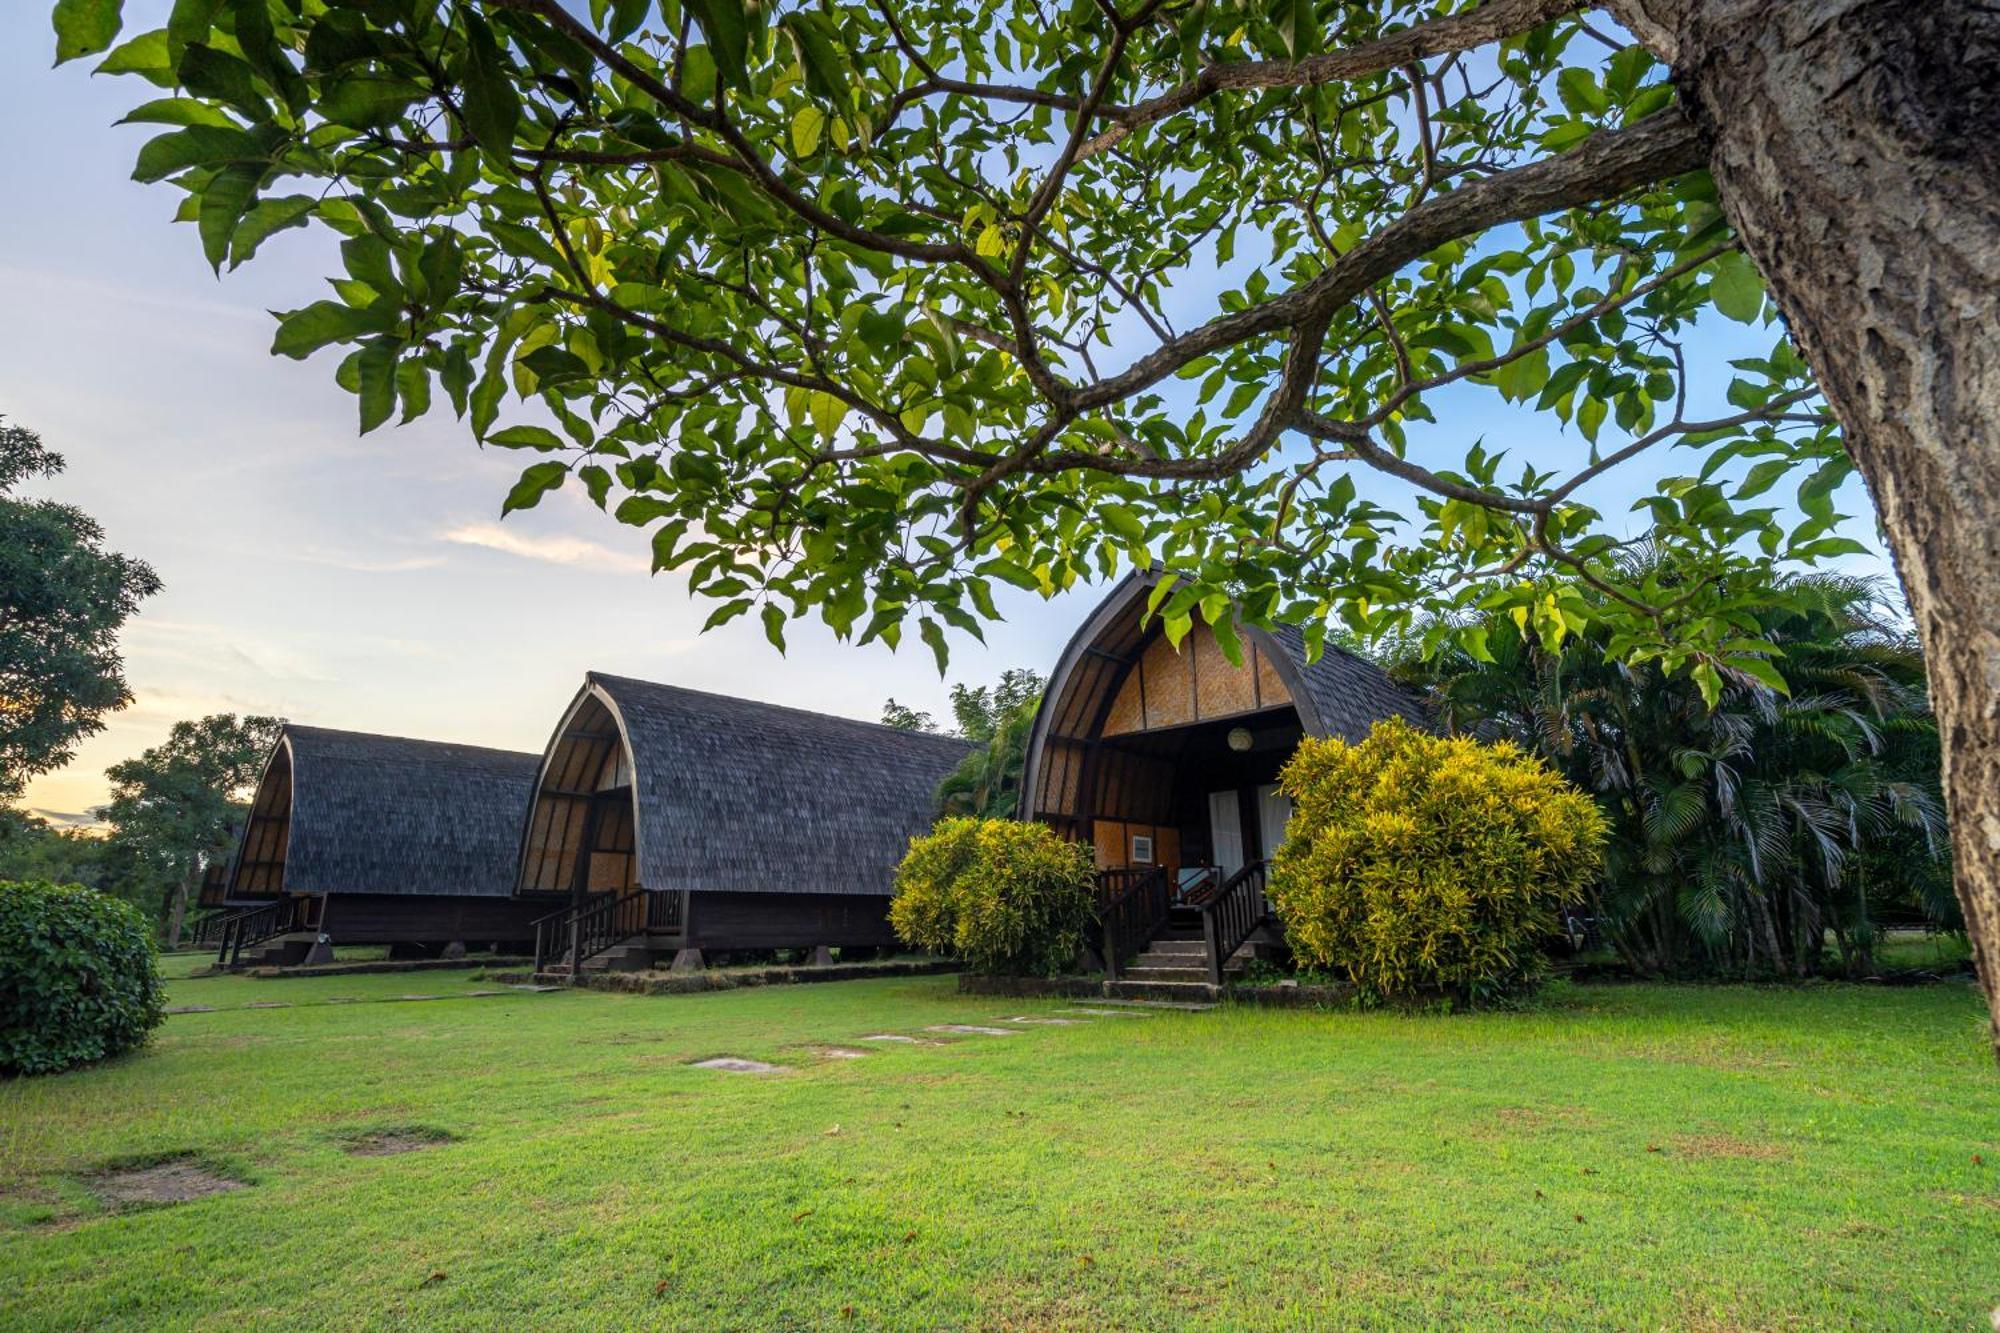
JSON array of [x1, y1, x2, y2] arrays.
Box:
[[1269, 717, 1608, 1005], [890, 818, 1096, 976], [0, 880, 164, 1076]]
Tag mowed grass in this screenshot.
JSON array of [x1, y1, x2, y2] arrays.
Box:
[[1, 971, 1995, 1330]]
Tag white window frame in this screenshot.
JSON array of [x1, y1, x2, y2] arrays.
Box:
[[1129, 833, 1155, 864]]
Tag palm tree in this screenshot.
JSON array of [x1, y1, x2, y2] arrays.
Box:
[[1389, 572, 1949, 977]]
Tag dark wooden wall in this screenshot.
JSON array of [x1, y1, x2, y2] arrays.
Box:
[[684, 892, 899, 950], [317, 893, 558, 947]]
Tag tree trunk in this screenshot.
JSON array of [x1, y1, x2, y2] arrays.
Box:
[[165, 862, 195, 951], [1615, 0, 2000, 1056]]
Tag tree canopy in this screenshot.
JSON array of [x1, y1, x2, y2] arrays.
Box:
[[100, 712, 283, 944], [53, 0, 1852, 699], [1389, 568, 1952, 978], [0, 418, 161, 803]]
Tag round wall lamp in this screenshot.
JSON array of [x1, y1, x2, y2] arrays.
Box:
[[1226, 726, 1254, 752]]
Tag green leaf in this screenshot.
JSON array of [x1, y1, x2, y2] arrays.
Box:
[[53, 0, 123, 63], [176, 42, 265, 119], [781, 12, 853, 117], [460, 14, 522, 159], [197, 162, 261, 271], [396, 359, 431, 423], [318, 72, 426, 128], [608, 0, 653, 42], [353, 341, 397, 434], [1691, 661, 1722, 711], [790, 104, 825, 158], [117, 96, 234, 127], [270, 300, 397, 358], [228, 194, 314, 268], [486, 424, 566, 452], [682, 0, 749, 92], [761, 602, 788, 653], [1727, 655, 1791, 696], [502, 461, 568, 514], [1709, 251, 1764, 323], [1733, 457, 1792, 501], [703, 598, 752, 632], [919, 618, 949, 675], [96, 28, 171, 84], [131, 125, 266, 183]]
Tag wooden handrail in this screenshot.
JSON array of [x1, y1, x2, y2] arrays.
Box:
[[534, 889, 655, 978], [1197, 861, 1270, 987], [1098, 865, 1171, 981], [217, 897, 304, 967]]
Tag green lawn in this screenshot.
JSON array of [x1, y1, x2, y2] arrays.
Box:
[[2, 972, 1995, 1330]]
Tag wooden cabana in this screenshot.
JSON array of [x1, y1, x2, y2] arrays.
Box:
[[210, 725, 548, 964], [517, 673, 973, 973], [1021, 573, 1424, 988]]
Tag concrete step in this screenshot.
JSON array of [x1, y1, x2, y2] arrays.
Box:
[[1125, 965, 1209, 983], [581, 941, 653, 973], [1102, 979, 1220, 1004]]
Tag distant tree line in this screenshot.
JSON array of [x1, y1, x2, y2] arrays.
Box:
[[883, 669, 1044, 819]]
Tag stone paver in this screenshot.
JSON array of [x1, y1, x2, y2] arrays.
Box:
[[860, 1034, 927, 1044], [690, 1057, 786, 1074], [925, 1024, 1018, 1037]]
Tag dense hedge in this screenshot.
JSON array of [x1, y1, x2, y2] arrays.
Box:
[[1269, 717, 1608, 1005], [1, 880, 164, 1076], [890, 818, 1096, 976]]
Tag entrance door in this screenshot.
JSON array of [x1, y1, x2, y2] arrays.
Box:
[[1256, 784, 1294, 859], [1208, 790, 1245, 877]]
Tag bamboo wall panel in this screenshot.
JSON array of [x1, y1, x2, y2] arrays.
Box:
[[1139, 636, 1195, 729], [1102, 668, 1146, 736], [1196, 629, 1259, 718], [1255, 643, 1293, 709]]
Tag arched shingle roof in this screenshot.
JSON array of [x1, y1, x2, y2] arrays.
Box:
[[549, 674, 974, 896], [232, 725, 540, 898]]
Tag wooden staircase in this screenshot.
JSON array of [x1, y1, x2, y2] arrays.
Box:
[[533, 890, 682, 981], [1097, 863, 1274, 1002]]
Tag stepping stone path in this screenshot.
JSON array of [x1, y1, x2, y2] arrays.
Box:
[[860, 1034, 928, 1044], [690, 1057, 786, 1074], [89, 1157, 244, 1207], [1055, 1008, 1152, 1018], [925, 1025, 1018, 1037], [815, 1048, 869, 1060], [1001, 1016, 1081, 1025], [243, 1001, 290, 1009]]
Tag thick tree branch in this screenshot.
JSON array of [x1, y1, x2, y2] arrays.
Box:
[[1078, 0, 1583, 157], [1074, 106, 1711, 411]]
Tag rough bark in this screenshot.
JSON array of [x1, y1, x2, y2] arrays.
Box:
[[1612, 0, 2000, 1054]]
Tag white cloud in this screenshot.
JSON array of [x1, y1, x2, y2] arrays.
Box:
[[439, 522, 650, 574]]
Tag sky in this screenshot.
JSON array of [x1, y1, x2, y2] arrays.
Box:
[[1, 7, 1892, 823]]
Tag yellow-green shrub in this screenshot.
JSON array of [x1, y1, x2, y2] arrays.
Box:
[[890, 818, 1096, 976], [1269, 717, 1608, 1005]]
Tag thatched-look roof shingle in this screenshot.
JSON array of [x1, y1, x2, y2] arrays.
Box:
[[535, 674, 973, 897], [230, 725, 540, 898]]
